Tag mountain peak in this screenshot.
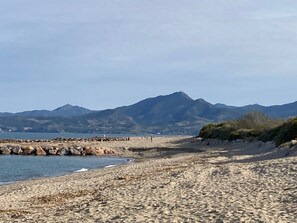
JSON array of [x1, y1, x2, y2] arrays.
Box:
[[52, 104, 93, 116], [54, 104, 75, 111], [168, 91, 193, 101]]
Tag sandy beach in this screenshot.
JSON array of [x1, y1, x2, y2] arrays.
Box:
[[0, 136, 297, 222]]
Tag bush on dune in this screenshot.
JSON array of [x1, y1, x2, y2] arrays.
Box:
[[232, 112, 281, 131], [199, 112, 297, 145], [260, 117, 297, 146], [199, 123, 234, 140]]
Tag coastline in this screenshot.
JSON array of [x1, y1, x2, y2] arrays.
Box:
[[0, 137, 297, 222], [0, 155, 132, 186]]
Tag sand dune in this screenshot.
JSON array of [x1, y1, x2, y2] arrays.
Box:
[[0, 137, 296, 222]]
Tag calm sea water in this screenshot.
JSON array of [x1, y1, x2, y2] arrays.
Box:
[[0, 155, 130, 185], [0, 132, 132, 185], [0, 132, 133, 140]]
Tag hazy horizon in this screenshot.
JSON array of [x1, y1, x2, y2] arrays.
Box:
[[1, 1, 297, 112]]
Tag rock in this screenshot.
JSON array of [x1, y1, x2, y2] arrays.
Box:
[[22, 146, 35, 155], [70, 147, 81, 156], [81, 147, 88, 156], [103, 148, 115, 155], [57, 147, 70, 156], [95, 148, 105, 155], [35, 146, 47, 156], [76, 146, 83, 152], [84, 147, 99, 155], [11, 146, 22, 154], [46, 146, 57, 155], [43, 146, 52, 153], [0, 146, 11, 155]]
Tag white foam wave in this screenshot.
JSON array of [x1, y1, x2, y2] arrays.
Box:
[[74, 168, 88, 173], [104, 165, 117, 168]]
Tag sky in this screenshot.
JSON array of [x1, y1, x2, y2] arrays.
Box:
[[1, 0, 297, 112]]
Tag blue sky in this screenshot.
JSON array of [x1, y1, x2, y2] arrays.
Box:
[[1, 0, 297, 112]]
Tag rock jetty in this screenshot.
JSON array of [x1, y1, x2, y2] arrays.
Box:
[[0, 137, 129, 156], [0, 145, 115, 156]]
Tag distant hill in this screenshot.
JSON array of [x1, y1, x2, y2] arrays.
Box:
[[116, 91, 195, 125], [50, 104, 95, 117], [1, 104, 94, 118], [0, 92, 296, 134]]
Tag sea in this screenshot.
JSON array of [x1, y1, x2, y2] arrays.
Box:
[[0, 132, 133, 140], [0, 132, 132, 185]]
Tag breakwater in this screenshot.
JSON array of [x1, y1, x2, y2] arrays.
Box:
[[0, 137, 130, 156]]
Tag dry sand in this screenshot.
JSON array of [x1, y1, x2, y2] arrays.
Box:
[[0, 137, 297, 222]]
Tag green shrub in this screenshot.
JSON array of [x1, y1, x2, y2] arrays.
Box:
[[199, 112, 296, 145], [199, 123, 235, 140], [233, 112, 282, 131], [228, 129, 261, 141], [260, 117, 297, 146]]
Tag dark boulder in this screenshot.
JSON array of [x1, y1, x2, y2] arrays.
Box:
[[57, 147, 70, 156], [70, 147, 81, 156], [12, 146, 22, 154]]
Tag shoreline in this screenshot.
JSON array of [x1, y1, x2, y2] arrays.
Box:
[[0, 155, 133, 186], [0, 137, 297, 222], [0, 161, 132, 187]]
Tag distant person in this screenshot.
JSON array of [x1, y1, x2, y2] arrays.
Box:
[[150, 135, 153, 142]]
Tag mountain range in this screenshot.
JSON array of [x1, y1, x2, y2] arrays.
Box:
[[0, 92, 296, 135], [0, 104, 94, 118]]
